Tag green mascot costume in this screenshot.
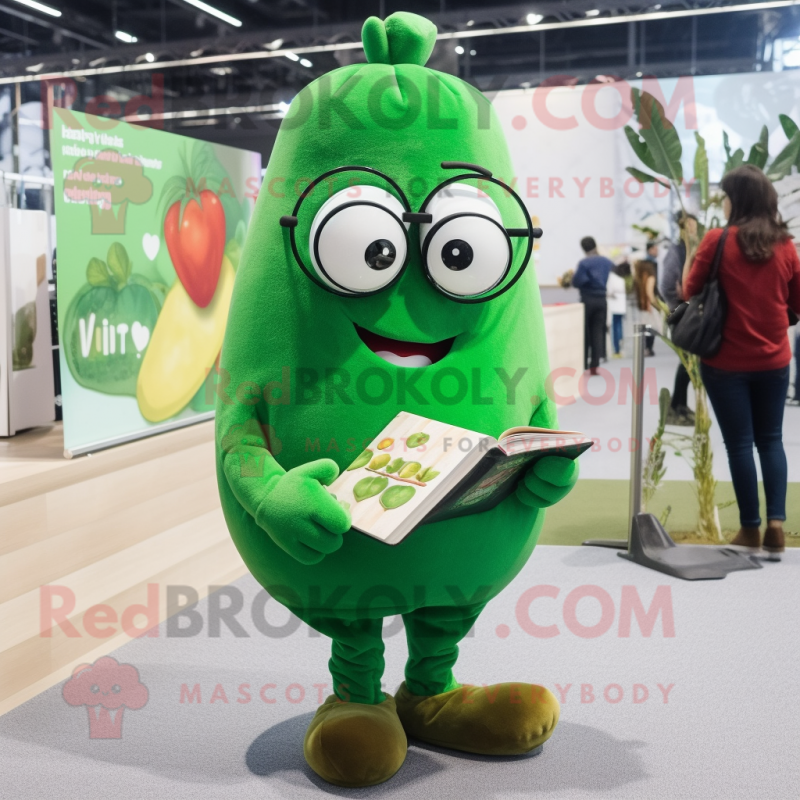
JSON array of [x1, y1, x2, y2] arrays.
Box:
[[216, 11, 579, 787]]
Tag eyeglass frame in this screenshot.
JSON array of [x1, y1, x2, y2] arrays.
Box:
[[279, 161, 542, 305]]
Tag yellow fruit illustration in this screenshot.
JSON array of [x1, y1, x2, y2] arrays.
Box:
[[377, 438, 395, 450], [136, 255, 235, 422]]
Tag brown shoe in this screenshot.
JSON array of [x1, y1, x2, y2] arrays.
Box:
[[727, 526, 761, 553], [589, 367, 599, 376], [763, 521, 785, 561]]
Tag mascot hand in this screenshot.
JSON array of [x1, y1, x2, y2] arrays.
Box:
[[255, 459, 352, 565], [516, 456, 579, 509]]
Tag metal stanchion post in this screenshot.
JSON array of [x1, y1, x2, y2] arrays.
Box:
[[627, 322, 645, 542], [581, 326, 646, 549]]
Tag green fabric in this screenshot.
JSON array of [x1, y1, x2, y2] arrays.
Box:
[[402, 602, 486, 697], [362, 12, 437, 66], [215, 10, 579, 705]]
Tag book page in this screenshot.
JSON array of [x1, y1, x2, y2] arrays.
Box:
[[329, 411, 486, 543]]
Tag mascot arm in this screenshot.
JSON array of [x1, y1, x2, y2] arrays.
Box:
[[219, 405, 351, 565], [515, 398, 580, 509]]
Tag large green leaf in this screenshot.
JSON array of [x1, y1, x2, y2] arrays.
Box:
[[693, 131, 709, 209], [766, 130, 800, 181], [779, 113, 799, 140], [623, 125, 658, 172], [629, 88, 683, 183], [106, 242, 131, 288], [745, 125, 769, 170], [723, 131, 744, 175], [625, 166, 670, 189]]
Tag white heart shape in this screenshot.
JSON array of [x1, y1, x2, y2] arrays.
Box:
[[131, 321, 150, 353], [142, 233, 160, 261]]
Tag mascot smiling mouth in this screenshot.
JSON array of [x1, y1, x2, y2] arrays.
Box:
[[355, 324, 455, 368]]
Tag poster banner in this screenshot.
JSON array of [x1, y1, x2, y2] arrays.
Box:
[[51, 109, 261, 456], [493, 71, 800, 285]]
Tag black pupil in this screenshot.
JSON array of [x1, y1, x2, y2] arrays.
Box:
[[365, 239, 396, 270], [441, 239, 473, 271]]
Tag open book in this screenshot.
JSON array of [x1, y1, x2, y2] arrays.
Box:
[[328, 411, 591, 545]]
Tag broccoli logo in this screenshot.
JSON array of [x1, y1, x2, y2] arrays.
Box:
[[62, 656, 148, 739], [63, 150, 153, 235]]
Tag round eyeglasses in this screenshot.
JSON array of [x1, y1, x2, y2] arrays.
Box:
[[279, 161, 542, 304]]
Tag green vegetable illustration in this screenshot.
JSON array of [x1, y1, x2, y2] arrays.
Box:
[[406, 432, 430, 449], [417, 467, 440, 483], [385, 458, 405, 474], [347, 449, 373, 471], [398, 461, 422, 479], [63, 243, 163, 396], [12, 302, 36, 370], [380, 485, 416, 509], [368, 453, 391, 470], [354, 476, 388, 502]]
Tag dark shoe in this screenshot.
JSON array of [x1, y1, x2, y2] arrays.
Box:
[[645, 349, 656, 357], [395, 681, 559, 756], [727, 526, 761, 553], [304, 694, 407, 787], [665, 406, 693, 426], [677, 405, 695, 425], [589, 367, 599, 376], [763, 521, 785, 561]]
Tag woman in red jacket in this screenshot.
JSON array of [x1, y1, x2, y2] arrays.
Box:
[[684, 165, 800, 557]]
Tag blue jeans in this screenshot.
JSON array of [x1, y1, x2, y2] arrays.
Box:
[[794, 330, 799, 398], [701, 363, 790, 526], [612, 314, 624, 354]]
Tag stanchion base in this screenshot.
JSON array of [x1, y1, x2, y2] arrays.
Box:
[[582, 538, 629, 550], [618, 513, 762, 581]]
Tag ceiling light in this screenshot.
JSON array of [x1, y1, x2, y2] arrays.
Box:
[[210, 66, 232, 75], [470, 49, 477, 56], [285, 51, 299, 61], [190, 48, 204, 57], [586, 9, 601, 16], [264, 38, 283, 50], [636, 71, 643, 77], [277, 101, 290, 114], [466, 19, 475, 27], [526, 13, 544, 25], [299, 58, 312, 68], [10, 0, 61, 18], [144, 52, 155, 63], [25, 63, 45, 73], [455, 45, 464, 54], [180, 0, 242, 27], [115, 30, 138, 44]]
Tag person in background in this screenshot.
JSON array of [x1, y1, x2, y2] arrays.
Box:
[[607, 264, 628, 358], [790, 327, 800, 405], [661, 213, 700, 425], [644, 240, 660, 267], [573, 236, 614, 376], [683, 165, 800, 558], [634, 259, 658, 357]]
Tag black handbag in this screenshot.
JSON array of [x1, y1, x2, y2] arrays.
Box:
[[668, 228, 729, 357]]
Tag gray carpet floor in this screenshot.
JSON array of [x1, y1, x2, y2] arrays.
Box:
[[2, 545, 798, 799]]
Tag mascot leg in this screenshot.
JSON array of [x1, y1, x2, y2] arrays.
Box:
[[396, 603, 560, 756], [301, 615, 407, 787]]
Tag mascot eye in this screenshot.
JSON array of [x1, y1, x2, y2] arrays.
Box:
[[309, 185, 408, 294], [420, 184, 511, 298]]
